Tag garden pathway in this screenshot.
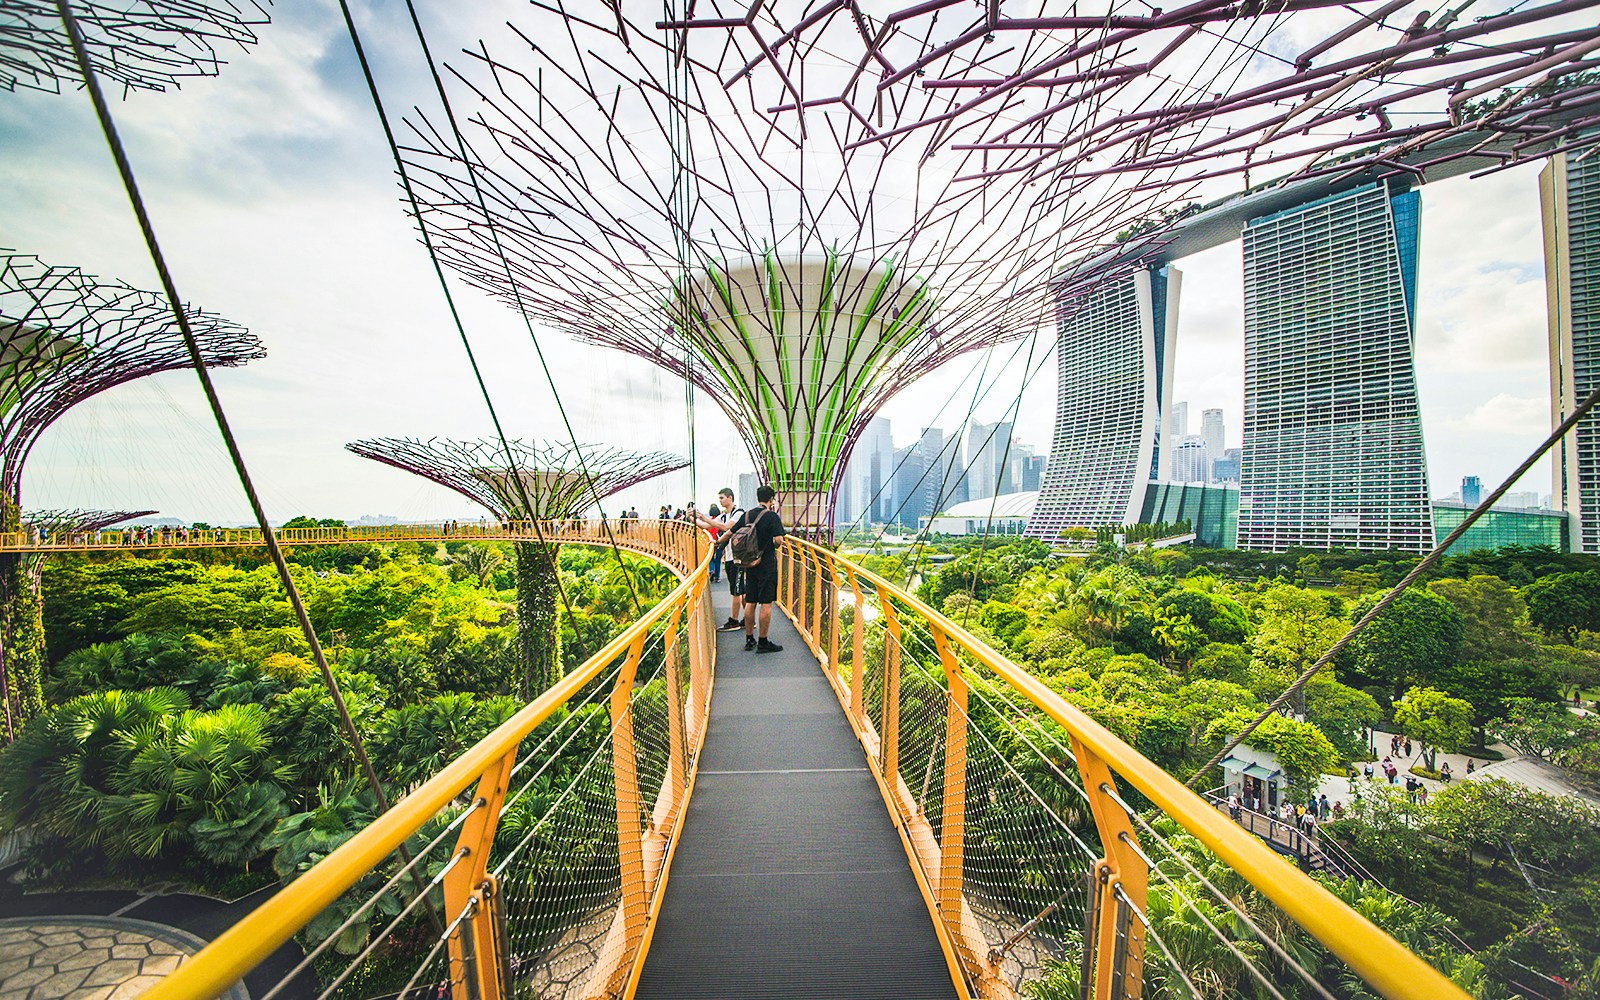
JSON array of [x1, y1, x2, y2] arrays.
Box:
[[0, 915, 248, 1000]]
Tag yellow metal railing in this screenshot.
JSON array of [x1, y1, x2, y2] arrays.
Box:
[[145, 519, 716, 1000], [147, 527, 1470, 1000], [774, 536, 1470, 1000], [0, 516, 689, 552]]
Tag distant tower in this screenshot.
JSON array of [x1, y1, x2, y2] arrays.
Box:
[[839, 416, 893, 529], [966, 421, 1014, 502], [347, 438, 687, 696], [1029, 265, 1181, 539], [1461, 476, 1483, 508], [1173, 436, 1210, 483], [0, 253, 262, 737], [1201, 409, 1225, 481], [1238, 183, 1433, 552], [1168, 402, 1190, 476], [1542, 152, 1600, 554]]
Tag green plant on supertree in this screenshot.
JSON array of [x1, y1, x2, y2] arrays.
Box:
[[0, 253, 263, 738], [345, 437, 686, 697]]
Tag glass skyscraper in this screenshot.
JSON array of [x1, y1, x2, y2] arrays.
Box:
[[1029, 265, 1180, 539], [1542, 150, 1600, 555], [1238, 182, 1434, 552]]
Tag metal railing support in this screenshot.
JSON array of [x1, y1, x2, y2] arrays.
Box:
[[876, 584, 903, 780], [930, 625, 967, 919], [445, 750, 516, 1000], [602, 630, 651, 999], [1070, 736, 1148, 1000], [848, 569, 865, 721], [661, 601, 688, 814], [811, 546, 823, 649]]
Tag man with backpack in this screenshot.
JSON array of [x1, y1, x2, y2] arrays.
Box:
[[696, 487, 745, 630], [723, 485, 786, 652]]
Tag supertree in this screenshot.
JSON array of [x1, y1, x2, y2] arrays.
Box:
[[2, 0, 270, 96], [397, 1, 1596, 538], [0, 508, 154, 739], [345, 437, 688, 696], [0, 251, 264, 732]]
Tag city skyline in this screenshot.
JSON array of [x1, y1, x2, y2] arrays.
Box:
[[0, 3, 1567, 530]]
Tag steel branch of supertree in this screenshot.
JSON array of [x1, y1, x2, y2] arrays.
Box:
[[1, 0, 271, 96], [344, 437, 689, 521], [397, 0, 1596, 527], [0, 252, 266, 502]]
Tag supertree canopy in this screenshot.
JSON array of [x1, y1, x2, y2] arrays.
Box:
[[0, 252, 265, 501], [400, 0, 1596, 532], [1, 0, 270, 96], [0, 251, 263, 736], [345, 437, 688, 696]]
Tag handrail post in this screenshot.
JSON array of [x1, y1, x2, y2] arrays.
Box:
[[848, 569, 865, 722], [827, 554, 840, 687], [930, 625, 967, 923], [1069, 737, 1148, 1000], [876, 584, 902, 780], [445, 749, 517, 1000], [604, 630, 651, 997], [810, 546, 823, 650], [662, 601, 688, 813]]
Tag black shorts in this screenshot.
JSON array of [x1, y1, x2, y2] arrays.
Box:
[[745, 566, 778, 604], [726, 563, 745, 596]]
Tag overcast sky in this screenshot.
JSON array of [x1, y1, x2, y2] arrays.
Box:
[[0, 1, 1558, 524]]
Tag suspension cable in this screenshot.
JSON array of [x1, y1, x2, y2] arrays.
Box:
[[395, 0, 649, 615], [331, 0, 597, 666], [1190, 380, 1600, 787], [53, 0, 391, 815]]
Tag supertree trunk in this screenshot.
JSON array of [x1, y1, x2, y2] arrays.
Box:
[[514, 540, 562, 699], [0, 498, 43, 739]]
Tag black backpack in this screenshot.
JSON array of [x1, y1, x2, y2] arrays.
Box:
[[725, 510, 769, 568]]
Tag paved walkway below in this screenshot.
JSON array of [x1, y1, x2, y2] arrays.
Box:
[[0, 915, 248, 1000], [635, 593, 958, 999]]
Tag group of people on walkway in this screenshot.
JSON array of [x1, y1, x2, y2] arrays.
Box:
[[690, 485, 787, 653]]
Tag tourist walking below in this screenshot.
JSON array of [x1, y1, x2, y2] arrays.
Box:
[[725, 485, 786, 653]]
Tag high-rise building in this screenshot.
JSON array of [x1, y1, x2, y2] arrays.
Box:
[[1541, 151, 1600, 554], [1166, 401, 1190, 477], [1029, 265, 1181, 539], [1172, 435, 1210, 482], [1461, 475, 1483, 507], [921, 425, 967, 512], [737, 472, 760, 512], [1501, 490, 1542, 510], [1201, 408, 1225, 479], [838, 416, 894, 526], [966, 420, 1014, 501], [1019, 453, 1046, 492], [1212, 446, 1242, 484], [1238, 182, 1433, 552]]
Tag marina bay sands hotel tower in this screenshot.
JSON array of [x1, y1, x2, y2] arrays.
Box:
[[1031, 177, 1434, 551]]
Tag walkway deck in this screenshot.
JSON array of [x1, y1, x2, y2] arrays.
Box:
[[636, 592, 960, 999]]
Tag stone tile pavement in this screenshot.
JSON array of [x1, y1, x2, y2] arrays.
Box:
[[0, 915, 248, 1000]]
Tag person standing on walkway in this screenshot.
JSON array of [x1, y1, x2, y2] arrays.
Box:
[[696, 488, 744, 626], [731, 485, 786, 653]]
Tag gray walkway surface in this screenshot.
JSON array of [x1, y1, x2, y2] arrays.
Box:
[[636, 593, 960, 999]]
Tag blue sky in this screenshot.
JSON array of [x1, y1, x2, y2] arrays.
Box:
[[0, 1, 1560, 523]]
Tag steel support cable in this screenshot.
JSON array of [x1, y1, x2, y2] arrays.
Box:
[[1117, 807, 1340, 1000], [1113, 880, 1206, 1000], [331, 0, 600, 663], [958, 324, 1043, 628], [395, 1, 647, 616], [491, 630, 673, 879], [1120, 832, 1292, 1000], [896, 622, 1098, 816], [396, 900, 473, 1000], [1189, 379, 1600, 788], [504, 657, 627, 785], [258, 797, 486, 1000], [314, 846, 470, 1000], [52, 0, 399, 840]]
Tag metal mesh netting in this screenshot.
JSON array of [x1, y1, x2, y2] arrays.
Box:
[[236, 526, 713, 1000], [795, 543, 1395, 999]]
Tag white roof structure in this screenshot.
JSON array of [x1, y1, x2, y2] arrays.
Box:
[[936, 492, 1040, 521]]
